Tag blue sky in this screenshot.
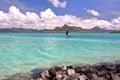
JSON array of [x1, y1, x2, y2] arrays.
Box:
[[0, 0, 120, 30], [0, 0, 120, 19]]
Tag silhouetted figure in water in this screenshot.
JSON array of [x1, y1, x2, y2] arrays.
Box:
[[66, 30, 69, 36], [66, 30, 71, 38]]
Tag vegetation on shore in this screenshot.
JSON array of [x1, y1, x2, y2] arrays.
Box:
[[109, 30, 120, 33]]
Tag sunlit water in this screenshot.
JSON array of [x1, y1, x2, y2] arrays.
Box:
[[0, 33, 120, 78]]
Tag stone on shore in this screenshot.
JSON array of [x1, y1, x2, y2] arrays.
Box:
[[4, 63, 120, 80]]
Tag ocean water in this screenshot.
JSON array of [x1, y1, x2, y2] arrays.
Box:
[[0, 33, 120, 78]]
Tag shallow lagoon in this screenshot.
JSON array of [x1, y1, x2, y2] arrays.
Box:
[[0, 33, 120, 78]]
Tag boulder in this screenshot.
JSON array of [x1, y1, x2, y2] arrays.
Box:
[[110, 72, 120, 80], [41, 70, 49, 79], [67, 69, 75, 76], [56, 71, 63, 80], [79, 74, 87, 80]]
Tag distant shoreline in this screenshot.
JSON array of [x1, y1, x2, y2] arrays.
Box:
[[0, 25, 114, 33]]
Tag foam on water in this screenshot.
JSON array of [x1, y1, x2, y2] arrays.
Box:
[[0, 33, 120, 78]]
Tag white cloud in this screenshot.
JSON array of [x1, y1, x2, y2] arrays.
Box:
[[0, 6, 41, 29], [111, 17, 120, 29], [49, 0, 67, 8], [85, 8, 100, 16], [40, 8, 56, 18], [0, 6, 120, 30]]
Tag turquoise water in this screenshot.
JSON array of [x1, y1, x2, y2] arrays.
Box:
[[0, 33, 120, 78]]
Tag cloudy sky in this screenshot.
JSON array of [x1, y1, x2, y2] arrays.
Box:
[[0, 0, 120, 30]]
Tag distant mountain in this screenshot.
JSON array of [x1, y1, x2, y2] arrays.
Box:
[[52, 25, 109, 33], [0, 28, 40, 33], [54, 24, 84, 32], [0, 25, 113, 33], [90, 26, 105, 31]]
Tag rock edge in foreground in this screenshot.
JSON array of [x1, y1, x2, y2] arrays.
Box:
[[5, 63, 120, 80]]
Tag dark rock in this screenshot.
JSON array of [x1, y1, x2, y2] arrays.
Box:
[[80, 67, 87, 74], [31, 68, 44, 79], [54, 66, 62, 72], [48, 68, 56, 80], [116, 67, 120, 73], [68, 73, 80, 80], [62, 66, 67, 74], [74, 66, 81, 73], [85, 73, 93, 79], [67, 65, 73, 69], [4, 63, 120, 80], [97, 70, 108, 77], [116, 64, 120, 68], [104, 73, 110, 79]]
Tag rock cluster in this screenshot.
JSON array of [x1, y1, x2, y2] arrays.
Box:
[[33, 63, 120, 80]]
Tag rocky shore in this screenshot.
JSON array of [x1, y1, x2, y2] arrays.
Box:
[[4, 63, 120, 80]]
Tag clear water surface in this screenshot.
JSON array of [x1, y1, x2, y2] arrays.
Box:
[[0, 33, 120, 78]]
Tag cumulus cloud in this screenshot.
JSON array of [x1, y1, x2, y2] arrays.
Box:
[[49, 0, 67, 8], [111, 17, 120, 29], [40, 8, 56, 18], [0, 6, 120, 30], [85, 8, 100, 16], [0, 6, 41, 29]]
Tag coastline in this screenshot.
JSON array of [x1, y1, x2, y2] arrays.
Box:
[[3, 62, 120, 80]]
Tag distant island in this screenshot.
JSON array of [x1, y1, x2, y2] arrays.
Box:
[[109, 30, 120, 33], [0, 24, 116, 33]]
